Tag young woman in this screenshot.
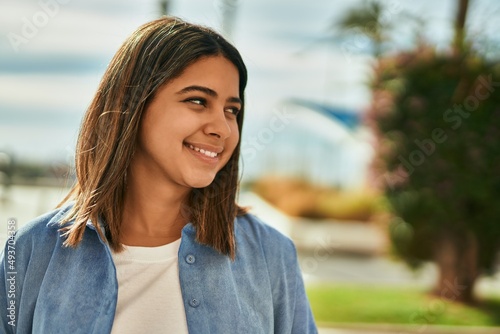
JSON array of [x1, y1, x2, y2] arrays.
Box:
[[0, 17, 317, 333]]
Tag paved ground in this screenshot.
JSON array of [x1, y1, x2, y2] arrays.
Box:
[[239, 191, 500, 295]]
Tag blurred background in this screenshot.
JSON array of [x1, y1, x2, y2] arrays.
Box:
[[1, 0, 500, 332]]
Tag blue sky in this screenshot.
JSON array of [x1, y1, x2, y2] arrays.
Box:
[[0, 0, 499, 163]]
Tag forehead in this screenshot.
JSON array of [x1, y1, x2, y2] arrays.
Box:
[[166, 56, 240, 96]]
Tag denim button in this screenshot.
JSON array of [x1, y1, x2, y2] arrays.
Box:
[[185, 254, 195, 264], [189, 298, 200, 307]]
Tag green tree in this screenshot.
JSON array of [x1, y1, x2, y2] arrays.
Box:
[[366, 0, 500, 303], [370, 48, 500, 304]]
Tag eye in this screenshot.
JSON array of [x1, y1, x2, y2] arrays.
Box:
[[225, 106, 241, 117], [184, 97, 207, 107]]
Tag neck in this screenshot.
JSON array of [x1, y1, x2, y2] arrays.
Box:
[[120, 173, 191, 247]]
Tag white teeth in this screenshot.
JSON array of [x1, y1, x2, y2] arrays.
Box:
[[186, 144, 218, 157]]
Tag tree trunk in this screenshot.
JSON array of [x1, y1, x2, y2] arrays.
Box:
[[453, 0, 470, 54], [433, 230, 478, 304]]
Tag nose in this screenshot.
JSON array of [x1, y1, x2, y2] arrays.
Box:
[[204, 109, 232, 139]]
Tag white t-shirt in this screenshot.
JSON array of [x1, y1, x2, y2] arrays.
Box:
[[110, 239, 189, 334]]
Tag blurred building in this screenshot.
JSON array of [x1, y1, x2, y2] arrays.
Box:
[[241, 99, 373, 189]]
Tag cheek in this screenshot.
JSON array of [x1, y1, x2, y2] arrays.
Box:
[[229, 123, 240, 148], [220, 124, 239, 165]]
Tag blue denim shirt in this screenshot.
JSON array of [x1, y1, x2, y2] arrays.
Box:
[[1, 205, 317, 333]]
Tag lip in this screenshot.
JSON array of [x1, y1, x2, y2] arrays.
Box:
[[184, 142, 224, 154], [184, 142, 223, 165]]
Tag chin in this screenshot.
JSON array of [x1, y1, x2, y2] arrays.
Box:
[[186, 176, 218, 189]]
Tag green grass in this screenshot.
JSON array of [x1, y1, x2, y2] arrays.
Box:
[[307, 283, 500, 327]]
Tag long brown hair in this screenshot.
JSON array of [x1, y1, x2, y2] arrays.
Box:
[[58, 16, 248, 259]]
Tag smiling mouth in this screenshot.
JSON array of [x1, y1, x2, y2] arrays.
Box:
[[185, 144, 219, 158]]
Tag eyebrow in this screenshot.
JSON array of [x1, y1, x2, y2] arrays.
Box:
[[176, 85, 242, 105]]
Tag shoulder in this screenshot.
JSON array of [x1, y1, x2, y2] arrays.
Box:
[[10, 204, 72, 250], [1, 205, 73, 293], [235, 212, 297, 264], [236, 213, 294, 247]]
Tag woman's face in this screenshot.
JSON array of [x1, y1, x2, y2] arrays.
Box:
[[131, 55, 241, 191]]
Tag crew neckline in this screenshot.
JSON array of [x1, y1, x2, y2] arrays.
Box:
[[113, 238, 181, 263]]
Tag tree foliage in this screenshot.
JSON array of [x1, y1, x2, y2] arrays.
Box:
[[338, 0, 500, 303], [368, 46, 500, 276]]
